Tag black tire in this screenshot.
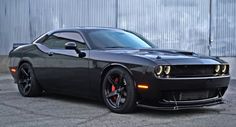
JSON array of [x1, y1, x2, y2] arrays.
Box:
[[102, 67, 136, 113], [17, 63, 42, 97]]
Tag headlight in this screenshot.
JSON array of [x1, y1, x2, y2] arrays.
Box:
[[164, 66, 171, 75], [222, 65, 227, 73], [215, 65, 220, 73], [155, 66, 163, 76]]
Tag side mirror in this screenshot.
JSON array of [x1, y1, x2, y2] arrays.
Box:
[[78, 52, 86, 58], [65, 42, 77, 50], [65, 42, 86, 58]]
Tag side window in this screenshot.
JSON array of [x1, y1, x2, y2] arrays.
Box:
[[42, 32, 87, 49]]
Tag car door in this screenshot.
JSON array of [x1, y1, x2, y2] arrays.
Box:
[[37, 31, 90, 96]]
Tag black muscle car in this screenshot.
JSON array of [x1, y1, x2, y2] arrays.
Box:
[[9, 27, 230, 113]]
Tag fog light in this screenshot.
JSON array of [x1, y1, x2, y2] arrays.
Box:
[[215, 65, 220, 73], [164, 66, 171, 75]]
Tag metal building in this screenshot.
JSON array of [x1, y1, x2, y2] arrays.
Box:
[[0, 0, 236, 75], [0, 0, 235, 56]]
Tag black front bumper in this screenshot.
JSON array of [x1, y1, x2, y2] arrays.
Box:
[[137, 75, 230, 110], [138, 97, 223, 110]]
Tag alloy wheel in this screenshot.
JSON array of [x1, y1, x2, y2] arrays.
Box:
[[18, 65, 32, 95], [104, 72, 128, 109]]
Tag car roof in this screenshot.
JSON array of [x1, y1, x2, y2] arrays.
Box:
[[47, 26, 123, 35]]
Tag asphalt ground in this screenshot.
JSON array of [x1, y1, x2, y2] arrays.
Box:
[[0, 73, 236, 127]]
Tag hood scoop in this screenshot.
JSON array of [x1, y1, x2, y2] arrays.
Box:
[[174, 51, 198, 56], [138, 48, 199, 60], [140, 48, 198, 56]]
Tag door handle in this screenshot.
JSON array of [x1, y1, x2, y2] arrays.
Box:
[[48, 52, 54, 56]]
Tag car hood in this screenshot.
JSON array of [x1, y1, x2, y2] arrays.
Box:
[[102, 48, 223, 65]]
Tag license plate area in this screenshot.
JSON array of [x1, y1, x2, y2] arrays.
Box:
[[162, 89, 219, 101], [180, 91, 209, 100]]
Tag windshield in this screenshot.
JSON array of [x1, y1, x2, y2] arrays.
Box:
[[84, 29, 155, 49]]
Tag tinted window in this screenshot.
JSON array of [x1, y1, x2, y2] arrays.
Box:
[[84, 29, 154, 49], [42, 32, 87, 49]]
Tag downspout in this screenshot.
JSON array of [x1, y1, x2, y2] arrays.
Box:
[[208, 0, 213, 56]]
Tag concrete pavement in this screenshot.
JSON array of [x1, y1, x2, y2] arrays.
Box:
[[0, 73, 236, 127]]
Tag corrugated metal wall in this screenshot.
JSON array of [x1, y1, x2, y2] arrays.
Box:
[[0, 0, 31, 55], [0, 0, 235, 56], [28, 0, 116, 40], [0, 0, 116, 55], [118, 0, 210, 55], [211, 0, 236, 56]]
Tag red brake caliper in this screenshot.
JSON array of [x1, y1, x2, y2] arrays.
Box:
[[111, 85, 116, 92], [112, 77, 119, 100], [112, 78, 119, 92]]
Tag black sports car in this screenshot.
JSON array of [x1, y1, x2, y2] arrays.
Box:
[[9, 27, 230, 113]]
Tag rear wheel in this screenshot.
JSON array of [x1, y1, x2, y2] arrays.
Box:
[[17, 63, 42, 97], [102, 67, 136, 113]]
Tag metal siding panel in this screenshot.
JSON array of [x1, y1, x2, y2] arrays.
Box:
[[0, 0, 30, 55], [88, 0, 116, 27], [118, 0, 210, 55], [29, 0, 116, 40], [211, 0, 236, 56], [29, 0, 61, 40], [60, 0, 116, 27], [59, 0, 89, 27], [0, 0, 236, 56]]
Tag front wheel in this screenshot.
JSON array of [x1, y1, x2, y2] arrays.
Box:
[[17, 63, 42, 97], [102, 67, 136, 113]]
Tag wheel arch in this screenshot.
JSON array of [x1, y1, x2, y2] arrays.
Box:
[[18, 58, 33, 69], [17, 59, 33, 80], [101, 63, 134, 83]]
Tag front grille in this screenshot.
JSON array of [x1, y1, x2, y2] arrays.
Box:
[[170, 65, 215, 77], [161, 89, 219, 101]]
